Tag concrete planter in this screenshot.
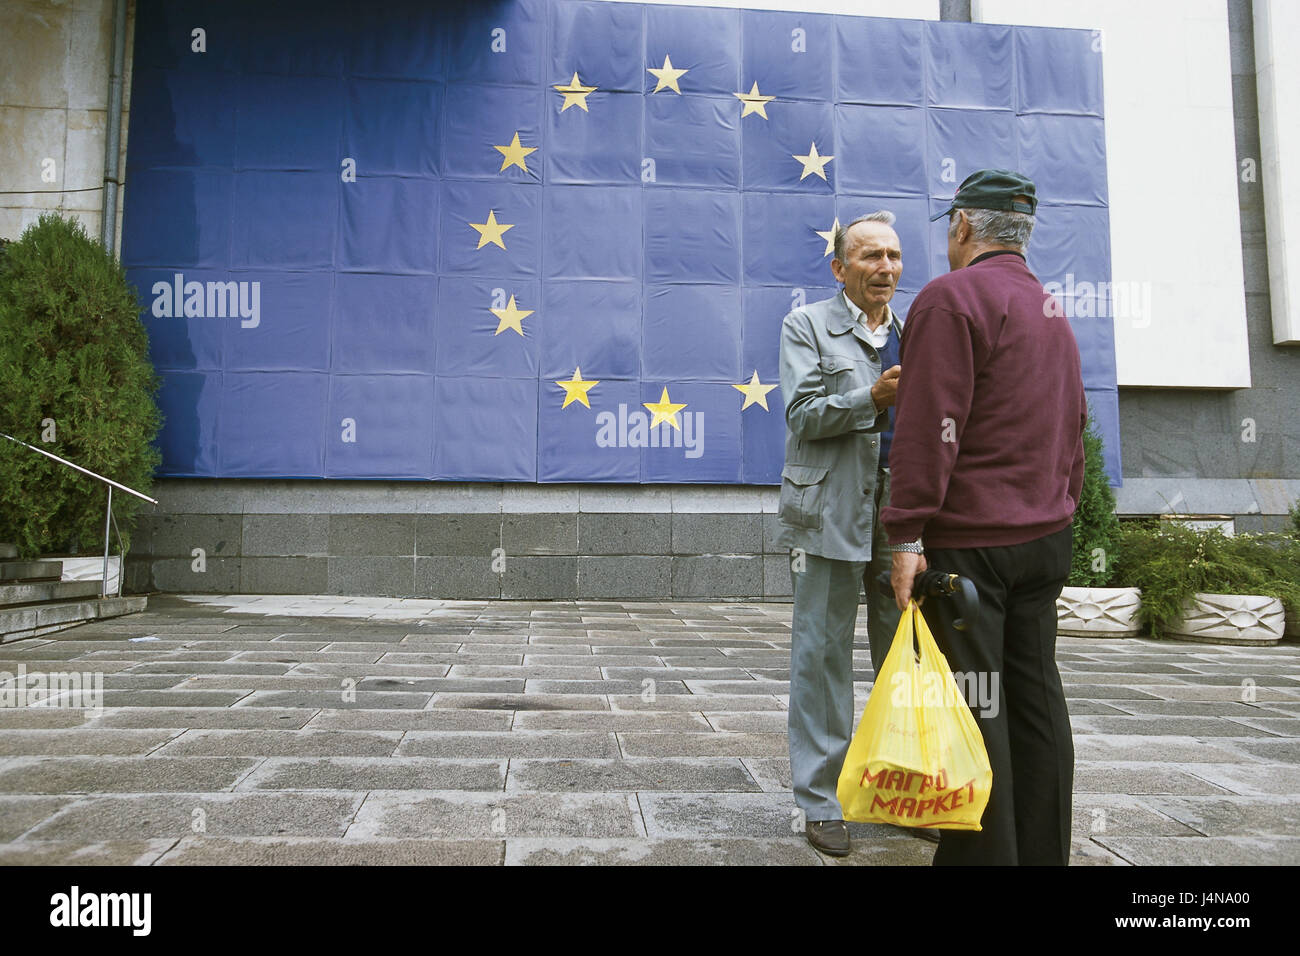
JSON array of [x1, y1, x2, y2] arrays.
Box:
[[1057, 586, 1142, 638], [59, 555, 121, 595], [1167, 592, 1286, 646]]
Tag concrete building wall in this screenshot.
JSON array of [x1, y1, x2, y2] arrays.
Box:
[[0, 0, 136, 249]]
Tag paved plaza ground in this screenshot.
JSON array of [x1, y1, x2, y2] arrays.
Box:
[[0, 594, 1297, 866]]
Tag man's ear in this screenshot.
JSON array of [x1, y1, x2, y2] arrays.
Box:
[[830, 257, 844, 284]]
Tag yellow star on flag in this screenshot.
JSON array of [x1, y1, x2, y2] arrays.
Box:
[[556, 367, 599, 408], [815, 217, 840, 257], [643, 387, 687, 431], [733, 371, 778, 411], [493, 132, 537, 173], [490, 294, 533, 336], [469, 209, 514, 250], [734, 82, 774, 119], [554, 72, 597, 112], [647, 54, 688, 94], [793, 141, 834, 181]]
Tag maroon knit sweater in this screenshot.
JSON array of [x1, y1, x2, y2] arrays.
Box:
[[882, 251, 1087, 549]]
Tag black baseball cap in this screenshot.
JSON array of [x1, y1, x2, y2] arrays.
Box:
[[929, 168, 1038, 221]]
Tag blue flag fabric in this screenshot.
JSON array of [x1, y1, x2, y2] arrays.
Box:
[[123, 0, 1121, 483]]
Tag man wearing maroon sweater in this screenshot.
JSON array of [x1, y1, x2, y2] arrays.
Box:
[[882, 169, 1087, 866]]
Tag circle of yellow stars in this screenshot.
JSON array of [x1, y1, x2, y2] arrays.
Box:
[[465, 59, 823, 419]]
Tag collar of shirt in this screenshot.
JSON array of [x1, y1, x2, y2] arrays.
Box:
[[841, 291, 893, 348]]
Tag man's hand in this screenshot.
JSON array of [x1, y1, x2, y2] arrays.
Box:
[[890, 549, 927, 611], [870, 365, 901, 409]]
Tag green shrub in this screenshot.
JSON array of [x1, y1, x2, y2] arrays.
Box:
[[1112, 522, 1300, 636], [1067, 417, 1120, 587], [0, 213, 161, 558]]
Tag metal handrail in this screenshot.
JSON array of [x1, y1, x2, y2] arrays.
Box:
[[1, 432, 157, 598]]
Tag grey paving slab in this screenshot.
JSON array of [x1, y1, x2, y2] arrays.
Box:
[[703, 712, 789, 733], [398, 731, 619, 759], [25, 793, 365, 840], [237, 757, 506, 791], [127, 661, 295, 675], [446, 664, 603, 679], [1213, 737, 1300, 762], [608, 694, 785, 712], [294, 662, 453, 678], [233, 691, 431, 709], [1068, 794, 1205, 839], [0, 708, 93, 729], [507, 758, 761, 793], [740, 758, 791, 793], [618, 732, 788, 758], [0, 756, 259, 793], [235, 651, 386, 664], [1073, 762, 1238, 795], [306, 709, 512, 731], [1142, 795, 1300, 837], [1072, 735, 1259, 764], [0, 796, 72, 841], [638, 792, 798, 838], [0, 840, 176, 865], [170, 675, 347, 689], [510, 711, 711, 732], [85, 707, 319, 730], [93, 691, 253, 707], [155, 836, 505, 866], [157, 729, 403, 757], [524, 679, 691, 695], [505, 837, 822, 866], [1180, 763, 1300, 796], [684, 680, 794, 695], [1093, 835, 1300, 865], [429, 693, 610, 711], [348, 792, 644, 839], [1222, 716, 1300, 736], [1129, 684, 1300, 702], [1103, 700, 1285, 717], [601, 666, 754, 681], [0, 729, 181, 757], [1070, 715, 1279, 737]]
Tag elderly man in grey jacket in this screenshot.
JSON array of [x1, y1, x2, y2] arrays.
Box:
[[776, 211, 905, 857]]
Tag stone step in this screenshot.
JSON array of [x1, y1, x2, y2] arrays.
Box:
[[0, 595, 147, 644], [0, 560, 63, 583], [0, 579, 103, 607]]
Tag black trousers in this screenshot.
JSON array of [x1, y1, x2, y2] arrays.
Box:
[[918, 525, 1074, 866]]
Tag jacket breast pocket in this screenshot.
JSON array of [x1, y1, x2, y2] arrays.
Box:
[[779, 464, 830, 531], [820, 356, 870, 396]]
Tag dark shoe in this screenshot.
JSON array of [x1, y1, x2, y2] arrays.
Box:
[[892, 824, 940, 844], [806, 820, 851, 857]]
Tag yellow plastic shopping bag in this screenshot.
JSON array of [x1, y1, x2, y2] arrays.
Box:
[[837, 601, 992, 831]]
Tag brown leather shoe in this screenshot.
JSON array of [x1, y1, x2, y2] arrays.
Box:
[[806, 820, 851, 857]]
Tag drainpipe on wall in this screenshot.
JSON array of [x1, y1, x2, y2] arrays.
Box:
[[100, 0, 128, 253]]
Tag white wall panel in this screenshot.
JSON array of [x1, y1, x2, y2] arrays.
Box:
[[1255, 0, 1300, 345], [975, 0, 1251, 388]]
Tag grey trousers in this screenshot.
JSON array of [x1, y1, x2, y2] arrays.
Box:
[[789, 551, 866, 820], [788, 472, 902, 821]]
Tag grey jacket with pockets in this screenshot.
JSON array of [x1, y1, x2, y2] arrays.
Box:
[[775, 293, 902, 562]]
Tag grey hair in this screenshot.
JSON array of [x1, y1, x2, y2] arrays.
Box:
[[833, 210, 896, 262], [948, 207, 1034, 250]]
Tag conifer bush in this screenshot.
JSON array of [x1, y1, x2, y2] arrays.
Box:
[[1067, 417, 1120, 587], [0, 213, 161, 558]]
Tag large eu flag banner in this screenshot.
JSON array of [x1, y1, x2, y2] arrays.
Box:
[[122, 0, 1120, 484]]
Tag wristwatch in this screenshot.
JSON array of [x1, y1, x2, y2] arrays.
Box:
[[890, 539, 924, 554]]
